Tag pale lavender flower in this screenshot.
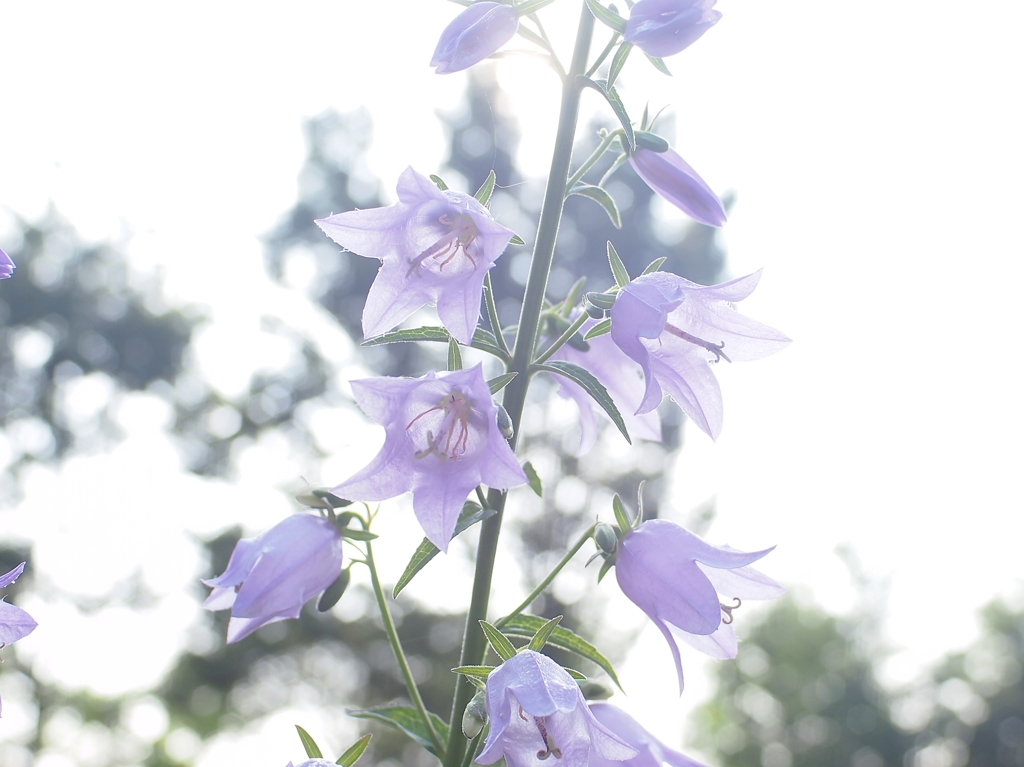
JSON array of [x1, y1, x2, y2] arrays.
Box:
[[623, 0, 722, 58], [332, 364, 526, 552], [609, 270, 790, 440], [316, 167, 514, 344], [1, 562, 37, 717], [588, 703, 708, 767], [615, 519, 784, 692], [629, 148, 726, 227], [202, 515, 343, 643], [432, 2, 519, 74], [552, 318, 661, 454], [477, 649, 636, 767], [0, 247, 14, 279]]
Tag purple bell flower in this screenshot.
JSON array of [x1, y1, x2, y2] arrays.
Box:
[[1, 562, 37, 717], [477, 649, 636, 767], [623, 0, 722, 58], [0, 247, 15, 279], [316, 167, 514, 345], [431, 2, 519, 74], [615, 519, 784, 692], [629, 148, 727, 227], [609, 270, 790, 440], [202, 514, 343, 643], [332, 364, 526, 552], [588, 703, 708, 767]]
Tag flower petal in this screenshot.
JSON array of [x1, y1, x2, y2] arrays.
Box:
[[0, 602, 38, 644]]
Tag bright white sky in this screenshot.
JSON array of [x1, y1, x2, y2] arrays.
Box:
[[2, 1, 1024, 764]]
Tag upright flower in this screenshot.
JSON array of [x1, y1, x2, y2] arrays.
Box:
[[202, 514, 343, 643], [0, 247, 15, 279], [477, 649, 636, 767], [332, 364, 526, 552], [316, 167, 514, 344], [431, 2, 520, 74], [1, 562, 37, 717], [588, 703, 708, 767], [623, 0, 722, 58], [610, 270, 790, 440], [629, 147, 726, 227], [615, 519, 784, 692]]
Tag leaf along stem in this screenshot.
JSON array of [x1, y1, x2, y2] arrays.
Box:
[[482, 272, 510, 358], [566, 128, 623, 191], [533, 310, 588, 365]]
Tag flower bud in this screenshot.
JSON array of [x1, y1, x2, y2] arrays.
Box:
[[316, 567, 351, 612], [462, 689, 488, 739], [634, 130, 670, 153], [623, 0, 722, 58], [585, 303, 606, 320], [431, 2, 519, 75], [594, 522, 619, 555], [629, 148, 726, 227], [496, 404, 514, 440]]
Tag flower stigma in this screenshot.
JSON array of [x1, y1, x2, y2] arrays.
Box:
[[407, 391, 474, 461], [533, 716, 563, 760], [720, 596, 742, 625], [663, 323, 731, 363], [407, 212, 479, 276]]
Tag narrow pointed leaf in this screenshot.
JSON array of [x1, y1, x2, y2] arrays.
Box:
[[295, 725, 323, 759], [536, 360, 630, 444], [394, 502, 495, 597], [500, 614, 624, 691], [510, 233, 525, 245], [577, 77, 635, 151], [523, 461, 543, 497], [635, 479, 646, 527], [340, 528, 378, 542], [480, 620, 518, 661], [452, 665, 496, 679], [565, 667, 588, 681], [642, 257, 667, 275], [474, 170, 497, 207], [612, 494, 632, 532], [488, 372, 517, 394], [606, 242, 630, 287], [583, 318, 612, 340], [645, 53, 671, 76], [429, 174, 449, 191], [598, 556, 615, 583], [517, 0, 558, 15], [448, 337, 463, 371], [337, 734, 372, 767], [362, 326, 508, 361], [608, 42, 632, 89], [526, 615, 563, 652], [568, 183, 621, 228], [641, 101, 650, 131], [584, 0, 627, 33], [348, 706, 449, 758], [562, 276, 588, 317]]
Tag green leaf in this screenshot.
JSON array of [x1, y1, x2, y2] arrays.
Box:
[[500, 614, 624, 691], [452, 665, 496, 679], [612, 493, 633, 533], [510, 233, 526, 246], [561, 276, 588, 317], [536, 360, 630, 444], [474, 170, 496, 206], [516, 0, 558, 15], [523, 461, 543, 498], [645, 53, 671, 76], [336, 734, 372, 767], [568, 183, 621, 228], [608, 41, 632, 89], [488, 372, 517, 394], [295, 725, 323, 759], [393, 502, 496, 597], [448, 337, 463, 371], [526, 615, 563, 652], [578, 77, 635, 151], [565, 667, 588, 681], [584, 0, 627, 33], [480, 620, 518, 661], [348, 706, 449, 758], [635, 479, 646, 528], [606, 241, 630, 287], [429, 174, 449, 191], [362, 325, 508, 360], [583, 318, 612, 340], [598, 556, 615, 583], [340, 528, 378, 542], [642, 256, 667, 275]]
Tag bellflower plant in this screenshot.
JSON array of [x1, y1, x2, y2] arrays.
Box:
[[629, 147, 727, 227], [1, 562, 37, 716], [624, 0, 722, 58], [316, 166, 514, 344], [588, 703, 708, 767], [332, 364, 527, 552], [477, 650, 636, 767], [431, 1, 520, 74], [610, 269, 790, 440], [203, 514, 343, 643], [615, 519, 784, 692], [0, 247, 14, 279]]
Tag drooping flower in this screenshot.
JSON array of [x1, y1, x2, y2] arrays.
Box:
[[623, 0, 722, 58], [0, 247, 15, 279], [431, 2, 520, 74], [332, 364, 526, 552], [202, 514, 343, 643], [610, 270, 790, 440], [629, 147, 726, 227], [615, 519, 784, 692], [588, 702, 708, 767], [316, 167, 514, 344], [551, 318, 661, 454], [477, 649, 636, 767], [1, 562, 37, 717]]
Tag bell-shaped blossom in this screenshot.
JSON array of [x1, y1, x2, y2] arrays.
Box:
[[0, 247, 14, 279], [1, 562, 37, 717], [623, 0, 722, 58], [332, 364, 526, 552], [202, 514, 343, 643], [551, 318, 661, 454], [431, 2, 519, 74], [615, 519, 784, 692], [629, 148, 726, 227], [316, 167, 514, 344], [588, 703, 708, 767], [478, 649, 636, 767], [610, 270, 790, 440]]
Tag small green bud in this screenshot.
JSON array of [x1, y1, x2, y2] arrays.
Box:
[[585, 291, 618, 311], [462, 689, 488, 739], [496, 404, 514, 440], [296, 488, 351, 510], [585, 303, 606, 320], [594, 522, 619, 555], [635, 130, 670, 153], [317, 568, 351, 612]]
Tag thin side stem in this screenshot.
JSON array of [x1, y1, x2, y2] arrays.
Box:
[[585, 29, 620, 77], [566, 129, 622, 190], [533, 311, 588, 365], [482, 272, 510, 358], [365, 539, 445, 758]]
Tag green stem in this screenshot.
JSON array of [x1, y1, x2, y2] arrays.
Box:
[[566, 128, 623, 190], [585, 29, 620, 77], [482, 272, 510, 358], [442, 6, 595, 767], [533, 310, 589, 365], [365, 538, 445, 758], [495, 522, 597, 628]]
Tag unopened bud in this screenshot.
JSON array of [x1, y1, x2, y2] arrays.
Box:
[[296, 488, 351, 511], [585, 291, 617, 311], [635, 130, 670, 153], [585, 303, 605, 320], [497, 404, 514, 440], [317, 567, 351, 612], [462, 689, 488, 739], [594, 523, 619, 555]]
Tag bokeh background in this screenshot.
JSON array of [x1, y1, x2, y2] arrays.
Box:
[[2, 2, 1023, 766]]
